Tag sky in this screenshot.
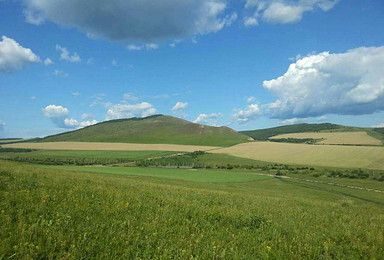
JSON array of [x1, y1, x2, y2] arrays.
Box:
[[0, 0, 384, 138]]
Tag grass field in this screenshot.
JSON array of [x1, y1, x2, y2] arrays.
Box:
[[270, 131, 382, 145], [212, 142, 384, 170], [49, 165, 271, 183], [0, 150, 177, 159], [1, 160, 383, 259], [3, 142, 218, 152]]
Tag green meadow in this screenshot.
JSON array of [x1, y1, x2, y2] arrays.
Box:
[[1, 160, 383, 259], [49, 165, 271, 183]]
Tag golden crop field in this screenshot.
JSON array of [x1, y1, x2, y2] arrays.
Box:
[[3, 142, 219, 152], [212, 142, 384, 170], [270, 131, 382, 145]]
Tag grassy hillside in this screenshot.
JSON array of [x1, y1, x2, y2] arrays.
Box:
[[40, 115, 250, 147], [1, 160, 383, 259], [240, 123, 346, 141]]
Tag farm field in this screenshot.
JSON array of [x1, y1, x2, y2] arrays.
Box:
[[212, 142, 384, 170], [1, 160, 384, 259], [270, 131, 382, 145], [3, 142, 218, 152]]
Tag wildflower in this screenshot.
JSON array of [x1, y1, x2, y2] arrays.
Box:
[[266, 246, 271, 251]]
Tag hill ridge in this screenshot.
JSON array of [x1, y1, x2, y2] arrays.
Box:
[[40, 115, 250, 147]]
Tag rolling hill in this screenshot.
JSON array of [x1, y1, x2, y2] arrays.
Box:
[[240, 123, 346, 141], [39, 115, 250, 147]]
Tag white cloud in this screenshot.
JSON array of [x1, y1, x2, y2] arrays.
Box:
[[172, 102, 189, 111], [278, 118, 308, 125], [64, 118, 98, 128], [244, 16, 258, 27], [111, 59, 118, 66], [244, 0, 339, 25], [23, 0, 235, 43], [79, 120, 98, 128], [30, 96, 36, 100], [0, 36, 40, 73], [43, 104, 98, 129], [63, 118, 80, 128], [106, 102, 157, 120], [44, 58, 54, 65], [0, 120, 5, 131], [127, 43, 159, 51], [123, 93, 139, 102], [232, 104, 262, 123], [71, 92, 80, 96], [56, 45, 81, 63], [193, 113, 222, 126], [246, 96, 256, 103], [263, 46, 384, 119], [53, 69, 68, 77], [43, 104, 69, 128], [43, 105, 69, 118]]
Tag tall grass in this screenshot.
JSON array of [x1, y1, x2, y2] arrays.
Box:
[[1, 160, 383, 259]]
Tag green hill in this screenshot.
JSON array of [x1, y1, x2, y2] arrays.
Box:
[[40, 115, 250, 147], [241, 123, 384, 145], [240, 123, 348, 141]]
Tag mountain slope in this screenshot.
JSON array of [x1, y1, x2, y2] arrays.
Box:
[[40, 115, 250, 147]]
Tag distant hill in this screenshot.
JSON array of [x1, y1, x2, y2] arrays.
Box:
[[240, 123, 349, 141], [373, 128, 384, 135], [40, 115, 250, 147]]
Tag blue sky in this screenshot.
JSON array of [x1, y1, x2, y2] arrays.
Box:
[[1, 0, 384, 138]]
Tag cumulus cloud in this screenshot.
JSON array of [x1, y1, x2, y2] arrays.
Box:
[[43, 104, 69, 128], [244, 0, 339, 26], [278, 118, 308, 125], [23, 0, 236, 43], [56, 45, 81, 63], [0, 120, 5, 131], [43, 105, 69, 118], [232, 104, 262, 123], [43, 105, 98, 129], [172, 102, 189, 111], [64, 118, 98, 128], [0, 36, 40, 73], [263, 46, 384, 119], [193, 113, 222, 126], [106, 102, 157, 120]]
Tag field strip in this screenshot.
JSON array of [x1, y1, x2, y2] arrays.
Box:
[[211, 142, 384, 170], [270, 131, 382, 145], [2, 142, 220, 152], [252, 172, 384, 193]]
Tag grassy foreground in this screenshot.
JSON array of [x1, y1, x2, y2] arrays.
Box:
[[1, 160, 384, 259]]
